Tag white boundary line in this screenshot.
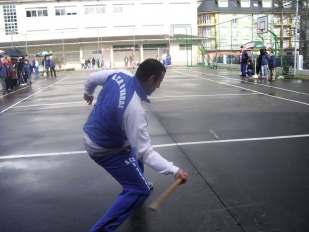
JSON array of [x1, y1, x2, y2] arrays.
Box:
[[150, 93, 259, 99], [13, 101, 85, 108], [7, 94, 258, 109], [192, 70, 309, 96], [172, 70, 309, 106], [0, 77, 69, 114], [1, 134, 308, 160]]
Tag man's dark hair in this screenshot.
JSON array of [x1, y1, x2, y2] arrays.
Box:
[[135, 58, 166, 83]]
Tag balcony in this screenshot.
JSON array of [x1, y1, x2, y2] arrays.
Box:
[[197, 20, 216, 26]]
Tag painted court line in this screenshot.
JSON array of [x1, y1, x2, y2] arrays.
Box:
[[172, 70, 309, 106], [150, 93, 259, 99], [6, 94, 257, 110], [1, 134, 308, 160], [13, 101, 86, 108], [0, 77, 70, 114], [192, 70, 309, 96]]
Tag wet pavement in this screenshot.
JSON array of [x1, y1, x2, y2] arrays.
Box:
[[1, 67, 309, 232]]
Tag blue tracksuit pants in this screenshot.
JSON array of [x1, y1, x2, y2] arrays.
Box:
[[240, 63, 247, 77], [89, 149, 151, 232]]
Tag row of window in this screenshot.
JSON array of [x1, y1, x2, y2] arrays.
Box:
[[3, 5, 18, 35], [111, 44, 191, 51], [25, 5, 127, 18], [200, 14, 293, 25]]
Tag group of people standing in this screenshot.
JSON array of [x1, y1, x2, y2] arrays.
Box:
[[41, 56, 57, 79], [81, 57, 100, 69], [0, 56, 33, 95], [240, 46, 277, 82], [157, 51, 171, 69], [0, 55, 56, 95]]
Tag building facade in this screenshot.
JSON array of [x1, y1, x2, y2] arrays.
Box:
[[0, 0, 199, 68], [197, 0, 295, 59]]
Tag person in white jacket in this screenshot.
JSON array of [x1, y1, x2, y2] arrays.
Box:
[[83, 58, 188, 232]]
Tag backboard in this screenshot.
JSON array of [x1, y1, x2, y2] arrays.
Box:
[[257, 16, 268, 34]]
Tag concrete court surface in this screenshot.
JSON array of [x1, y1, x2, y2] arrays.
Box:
[[0, 66, 309, 232]]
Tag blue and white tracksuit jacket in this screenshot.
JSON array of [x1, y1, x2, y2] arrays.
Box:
[[84, 69, 179, 231], [83, 69, 179, 175]]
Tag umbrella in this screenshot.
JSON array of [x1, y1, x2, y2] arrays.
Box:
[[242, 40, 267, 50], [35, 51, 53, 57], [4, 47, 28, 57]]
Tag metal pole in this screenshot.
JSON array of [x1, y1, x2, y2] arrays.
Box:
[[97, 29, 99, 52], [62, 32, 65, 64], [25, 34, 28, 55], [293, 0, 299, 75], [230, 20, 233, 68], [11, 30, 13, 47]]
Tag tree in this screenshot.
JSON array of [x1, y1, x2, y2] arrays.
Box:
[[298, 0, 309, 60]]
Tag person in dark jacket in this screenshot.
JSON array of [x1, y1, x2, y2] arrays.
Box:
[[41, 56, 50, 78], [240, 46, 249, 77], [22, 59, 32, 85], [5, 58, 13, 91], [92, 57, 96, 68], [260, 49, 270, 79], [17, 58, 24, 85], [268, 50, 277, 82], [96, 58, 100, 68], [49, 57, 56, 79], [0, 57, 8, 94]]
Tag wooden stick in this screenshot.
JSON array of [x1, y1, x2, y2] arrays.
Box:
[[209, 129, 219, 140], [148, 178, 183, 211]]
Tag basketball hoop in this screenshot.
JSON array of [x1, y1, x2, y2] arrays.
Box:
[[257, 16, 268, 35], [257, 28, 265, 34]]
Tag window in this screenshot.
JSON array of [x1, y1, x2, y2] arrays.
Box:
[[55, 6, 77, 16], [202, 27, 212, 37], [240, 0, 250, 7], [219, 40, 228, 47], [113, 44, 138, 51], [84, 5, 106, 15], [55, 8, 65, 16], [113, 4, 123, 13], [232, 26, 238, 37], [218, 0, 228, 7], [203, 39, 212, 49], [179, 44, 192, 51], [273, 15, 279, 24], [143, 44, 166, 50], [283, 40, 289, 48], [262, 0, 272, 8], [242, 27, 250, 37], [232, 14, 238, 24], [282, 15, 290, 24], [26, 8, 48, 17], [3, 5, 18, 35], [232, 39, 238, 49], [220, 27, 228, 36], [219, 14, 228, 22], [113, 4, 134, 13], [200, 14, 211, 24]]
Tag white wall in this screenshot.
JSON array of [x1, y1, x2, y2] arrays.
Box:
[[0, 0, 197, 43]]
